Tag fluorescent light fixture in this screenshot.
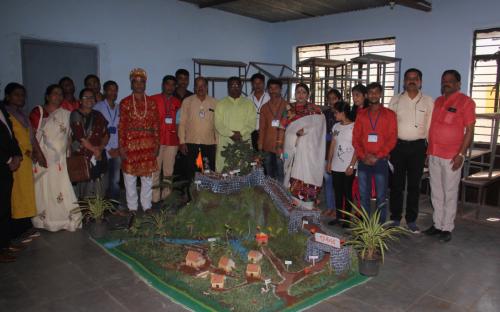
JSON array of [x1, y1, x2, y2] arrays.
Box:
[[486, 217, 500, 222]]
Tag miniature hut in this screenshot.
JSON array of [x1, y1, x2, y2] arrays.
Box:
[[211, 273, 225, 289], [218, 256, 236, 273], [247, 250, 263, 263], [246, 263, 261, 279], [185, 250, 205, 269]]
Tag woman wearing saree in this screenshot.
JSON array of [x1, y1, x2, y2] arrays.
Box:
[[30, 84, 80, 232], [281, 83, 326, 209]]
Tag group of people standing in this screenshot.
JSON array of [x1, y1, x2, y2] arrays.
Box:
[[318, 68, 474, 244], [0, 65, 475, 262], [252, 67, 474, 245]]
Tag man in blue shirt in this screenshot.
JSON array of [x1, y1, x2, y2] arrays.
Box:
[[94, 80, 121, 202]]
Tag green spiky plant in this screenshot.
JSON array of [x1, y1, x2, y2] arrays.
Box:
[[72, 195, 118, 224], [143, 209, 170, 238], [128, 215, 143, 237], [341, 203, 408, 262]]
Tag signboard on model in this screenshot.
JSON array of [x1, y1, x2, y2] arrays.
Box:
[[314, 232, 341, 248]]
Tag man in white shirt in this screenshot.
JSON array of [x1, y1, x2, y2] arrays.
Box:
[[248, 73, 270, 151], [94, 80, 121, 202], [388, 68, 434, 233]]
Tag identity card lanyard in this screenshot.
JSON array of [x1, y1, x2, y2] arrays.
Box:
[[164, 95, 174, 124], [254, 94, 266, 114], [106, 105, 118, 134], [368, 110, 381, 143], [105, 104, 118, 127], [268, 101, 282, 127]]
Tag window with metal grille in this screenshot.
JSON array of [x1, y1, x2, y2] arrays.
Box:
[[470, 28, 500, 143], [296, 37, 396, 106]]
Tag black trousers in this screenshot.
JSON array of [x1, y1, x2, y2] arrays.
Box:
[[251, 130, 259, 151], [332, 171, 355, 216], [11, 218, 33, 240], [390, 139, 427, 223], [184, 144, 216, 181], [0, 172, 13, 249]]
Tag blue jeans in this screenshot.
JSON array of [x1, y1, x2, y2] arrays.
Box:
[[324, 170, 335, 210], [263, 152, 284, 183], [358, 159, 389, 222], [104, 156, 121, 201], [324, 136, 335, 211]]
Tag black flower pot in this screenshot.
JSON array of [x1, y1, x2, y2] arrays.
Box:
[[358, 257, 380, 276], [89, 220, 108, 239]]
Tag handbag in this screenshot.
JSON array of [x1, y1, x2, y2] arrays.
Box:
[[66, 109, 95, 183], [66, 154, 91, 183]]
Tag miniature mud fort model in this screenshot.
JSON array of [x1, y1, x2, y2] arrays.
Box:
[[95, 142, 368, 312]]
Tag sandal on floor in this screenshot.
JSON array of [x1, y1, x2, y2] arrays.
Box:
[[20, 238, 33, 244]]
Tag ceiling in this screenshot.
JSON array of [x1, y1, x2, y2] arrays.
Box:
[[180, 0, 432, 23]]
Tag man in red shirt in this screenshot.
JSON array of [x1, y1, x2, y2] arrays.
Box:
[[353, 82, 397, 222], [424, 70, 475, 242], [151, 75, 182, 203]]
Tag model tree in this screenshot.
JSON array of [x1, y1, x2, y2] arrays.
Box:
[[221, 139, 262, 175]]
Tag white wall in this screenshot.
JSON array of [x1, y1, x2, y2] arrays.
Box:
[[270, 0, 500, 99], [0, 0, 273, 99]]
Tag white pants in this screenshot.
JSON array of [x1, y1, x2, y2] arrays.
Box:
[[123, 172, 153, 211], [429, 155, 462, 232]]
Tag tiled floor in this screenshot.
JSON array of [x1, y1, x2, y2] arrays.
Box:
[[1, 202, 499, 312]]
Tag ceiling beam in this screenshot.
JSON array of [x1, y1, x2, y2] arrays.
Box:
[[396, 0, 432, 12], [199, 0, 238, 9], [255, 0, 315, 18]]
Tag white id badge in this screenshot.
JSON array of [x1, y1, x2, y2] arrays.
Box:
[[199, 110, 205, 118], [165, 117, 173, 124], [368, 133, 378, 143], [271, 119, 280, 127]]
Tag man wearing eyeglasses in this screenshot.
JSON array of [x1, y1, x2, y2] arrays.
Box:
[[388, 68, 434, 233]]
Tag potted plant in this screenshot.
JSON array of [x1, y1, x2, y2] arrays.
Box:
[[342, 203, 407, 276], [72, 195, 117, 239]]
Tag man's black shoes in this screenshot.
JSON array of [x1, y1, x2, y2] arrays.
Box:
[[423, 225, 442, 236], [439, 231, 452, 243]]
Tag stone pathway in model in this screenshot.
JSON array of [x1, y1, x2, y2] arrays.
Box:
[[261, 246, 330, 306]]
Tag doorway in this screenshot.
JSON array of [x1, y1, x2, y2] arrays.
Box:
[[21, 38, 98, 111]]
